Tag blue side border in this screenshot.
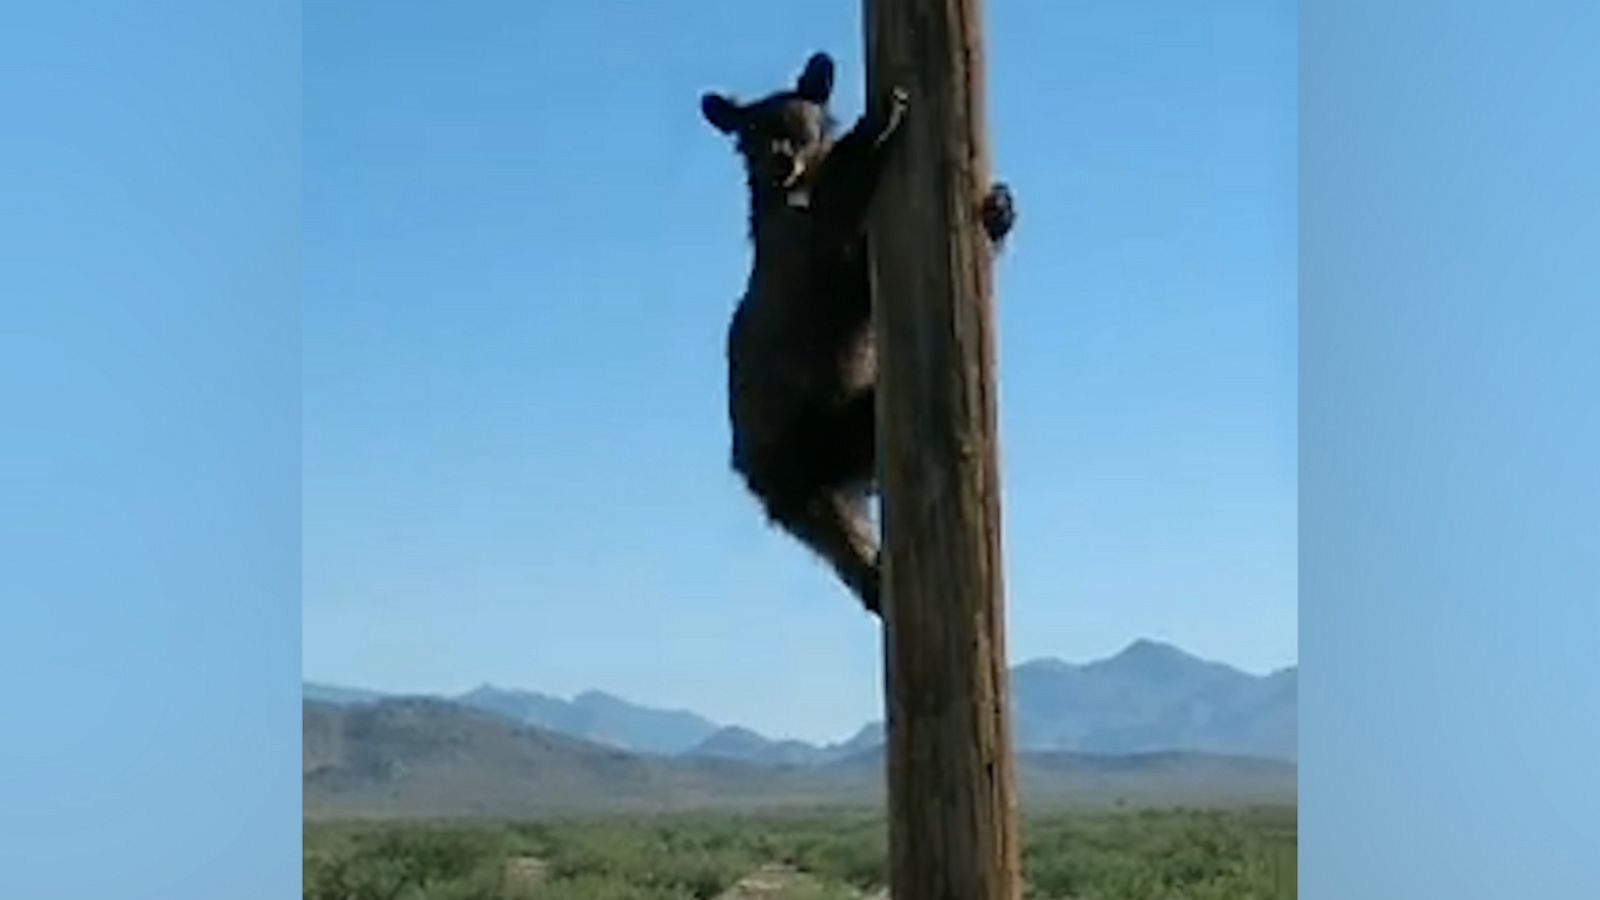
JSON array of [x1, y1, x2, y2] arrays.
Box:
[[1302, 1, 1598, 896], [0, 3, 301, 897]]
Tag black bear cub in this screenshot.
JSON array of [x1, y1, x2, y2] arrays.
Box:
[[701, 51, 1014, 617]]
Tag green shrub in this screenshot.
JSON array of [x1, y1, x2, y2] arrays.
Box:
[[304, 805, 1296, 900]]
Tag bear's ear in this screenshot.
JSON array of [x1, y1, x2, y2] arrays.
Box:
[[701, 93, 743, 133], [796, 52, 835, 103]]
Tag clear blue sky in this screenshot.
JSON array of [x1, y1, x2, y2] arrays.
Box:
[[303, 0, 1296, 742]]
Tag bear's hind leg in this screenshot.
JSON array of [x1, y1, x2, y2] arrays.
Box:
[[766, 489, 881, 616]]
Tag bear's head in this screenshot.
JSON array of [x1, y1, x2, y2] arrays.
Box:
[[701, 52, 837, 193]]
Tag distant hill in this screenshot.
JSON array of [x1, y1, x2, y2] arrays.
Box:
[[304, 682, 389, 706], [689, 727, 828, 767], [303, 639, 1297, 768], [303, 698, 875, 819], [303, 698, 1296, 819], [454, 685, 720, 756], [686, 724, 882, 768], [1006, 640, 1297, 760], [675, 640, 1295, 764]]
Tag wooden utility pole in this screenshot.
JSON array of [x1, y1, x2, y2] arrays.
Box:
[[864, 1, 1021, 899]]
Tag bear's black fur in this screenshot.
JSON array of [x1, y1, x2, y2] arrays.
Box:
[[701, 51, 1014, 617]]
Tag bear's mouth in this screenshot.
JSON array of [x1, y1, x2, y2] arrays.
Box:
[[769, 152, 805, 189]]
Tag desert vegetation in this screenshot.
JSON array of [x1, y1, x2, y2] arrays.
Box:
[[304, 806, 1295, 900]]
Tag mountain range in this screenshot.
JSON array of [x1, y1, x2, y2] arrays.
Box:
[[306, 639, 1296, 764], [304, 696, 1295, 819]]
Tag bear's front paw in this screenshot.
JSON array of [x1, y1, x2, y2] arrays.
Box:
[[982, 181, 1016, 243], [888, 85, 910, 115], [874, 86, 909, 142]]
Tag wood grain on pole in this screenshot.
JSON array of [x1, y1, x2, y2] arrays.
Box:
[[863, 1, 1021, 899]]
